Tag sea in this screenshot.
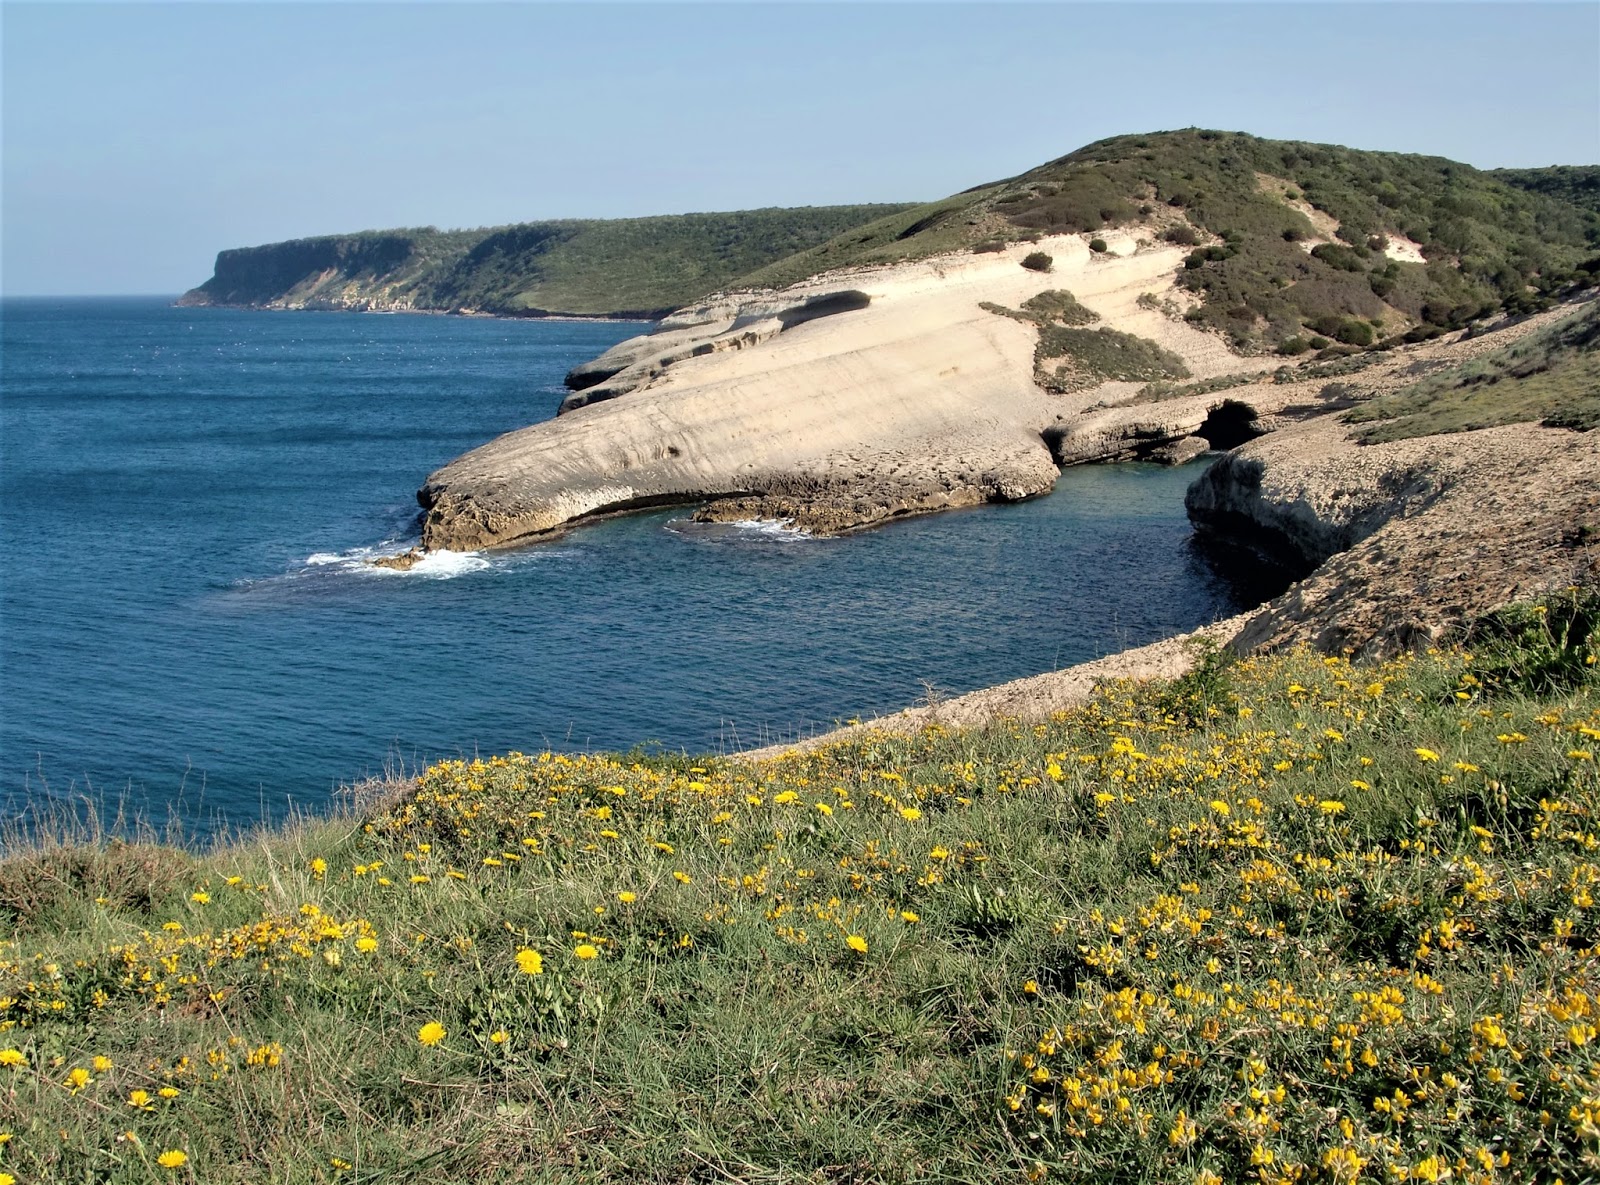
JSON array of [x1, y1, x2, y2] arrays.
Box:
[[0, 297, 1260, 838]]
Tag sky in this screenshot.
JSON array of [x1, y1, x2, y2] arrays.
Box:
[[3, 2, 1597, 296]]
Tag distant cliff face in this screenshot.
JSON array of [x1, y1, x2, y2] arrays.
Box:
[[177, 231, 453, 311], [177, 205, 918, 319]]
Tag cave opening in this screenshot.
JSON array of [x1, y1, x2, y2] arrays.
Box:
[[1197, 400, 1266, 451]]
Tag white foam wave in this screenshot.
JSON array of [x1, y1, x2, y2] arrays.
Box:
[[390, 549, 491, 578], [666, 517, 816, 545], [296, 544, 491, 580], [726, 518, 814, 542]]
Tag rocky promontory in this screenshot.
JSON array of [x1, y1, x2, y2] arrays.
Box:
[[417, 231, 1273, 549]]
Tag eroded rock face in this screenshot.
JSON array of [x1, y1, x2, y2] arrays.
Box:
[[559, 290, 874, 412], [419, 235, 1156, 551], [1189, 414, 1600, 657]]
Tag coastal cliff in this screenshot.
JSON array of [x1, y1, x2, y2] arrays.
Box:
[[176, 205, 916, 318], [416, 229, 1283, 549], [414, 130, 1596, 552]]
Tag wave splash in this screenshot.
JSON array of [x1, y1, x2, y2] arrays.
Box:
[[663, 517, 818, 546]]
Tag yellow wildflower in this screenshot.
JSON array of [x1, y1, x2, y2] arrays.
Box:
[[156, 1150, 188, 1169], [515, 948, 543, 975], [574, 944, 599, 960], [846, 934, 869, 954], [1414, 748, 1440, 762], [417, 1022, 446, 1047]]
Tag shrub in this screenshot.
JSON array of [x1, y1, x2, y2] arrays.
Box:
[[1162, 225, 1201, 247], [1088, 239, 1108, 254], [1311, 243, 1367, 273], [972, 240, 1007, 254], [1308, 336, 1331, 349], [1277, 336, 1312, 356], [1021, 289, 1099, 325], [1307, 316, 1376, 347], [1021, 251, 1053, 272], [1034, 326, 1191, 390]]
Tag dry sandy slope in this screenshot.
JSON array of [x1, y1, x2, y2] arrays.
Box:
[[417, 232, 1268, 549]]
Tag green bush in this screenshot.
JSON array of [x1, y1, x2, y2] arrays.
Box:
[[1021, 251, 1054, 272], [1163, 225, 1201, 246]]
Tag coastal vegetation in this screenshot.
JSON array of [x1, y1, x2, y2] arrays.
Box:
[[735, 131, 1599, 354], [184, 133, 1599, 360], [982, 290, 1190, 392], [4, 592, 1597, 1182], [1492, 166, 1600, 216], [1348, 300, 1600, 441], [180, 205, 917, 318]]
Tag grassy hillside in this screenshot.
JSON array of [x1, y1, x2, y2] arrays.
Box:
[[1348, 298, 1600, 441], [736, 130, 1599, 353], [181, 205, 918, 318], [3, 592, 1599, 1182]]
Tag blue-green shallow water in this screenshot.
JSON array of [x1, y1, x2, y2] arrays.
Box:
[[1, 297, 1252, 836]]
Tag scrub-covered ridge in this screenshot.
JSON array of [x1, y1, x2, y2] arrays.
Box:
[[177, 205, 917, 318]]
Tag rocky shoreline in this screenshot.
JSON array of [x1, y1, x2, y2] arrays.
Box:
[[406, 231, 1596, 707]]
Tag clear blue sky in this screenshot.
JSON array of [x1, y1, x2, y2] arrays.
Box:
[[4, 2, 1597, 295]]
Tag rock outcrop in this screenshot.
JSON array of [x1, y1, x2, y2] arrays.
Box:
[[1188, 411, 1599, 657], [418, 231, 1274, 550]]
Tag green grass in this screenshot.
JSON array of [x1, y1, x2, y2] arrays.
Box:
[[7, 592, 1598, 1182], [183, 206, 919, 318], [1348, 300, 1600, 442]]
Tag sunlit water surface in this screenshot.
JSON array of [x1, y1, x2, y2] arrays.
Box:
[[1, 298, 1253, 834]]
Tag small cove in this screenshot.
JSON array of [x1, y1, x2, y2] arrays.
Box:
[[2, 298, 1258, 836]]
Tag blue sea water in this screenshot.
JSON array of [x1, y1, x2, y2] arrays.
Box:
[[1, 297, 1253, 836]]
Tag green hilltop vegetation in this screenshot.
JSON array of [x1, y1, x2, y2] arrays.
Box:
[[1348, 299, 1600, 442], [180, 205, 918, 318], [1492, 165, 1600, 215], [184, 132, 1599, 349], [2, 591, 1599, 1181], [739, 130, 1599, 353]]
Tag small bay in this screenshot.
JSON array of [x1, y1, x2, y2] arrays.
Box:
[[1, 298, 1252, 835]]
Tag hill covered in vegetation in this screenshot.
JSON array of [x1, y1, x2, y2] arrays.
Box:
[[3, 592, 1598, 1181], [183, 133, 1598, 343], [1492, 165, 1600, 215], [178, 205, 917, 318], [737, 130, 1599, 352]]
